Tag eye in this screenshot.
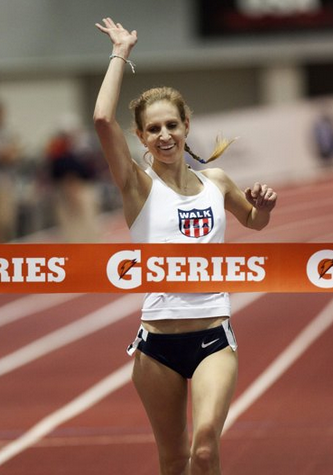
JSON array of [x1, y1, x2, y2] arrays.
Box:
[[167, 122, 178, 129], [147, 125, 160, 133]]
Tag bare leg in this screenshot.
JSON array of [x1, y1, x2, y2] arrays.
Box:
[[190, 347, 238, 475], [132, 351, 191, 475]]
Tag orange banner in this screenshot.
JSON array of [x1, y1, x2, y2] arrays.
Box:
[[0, 243, 332, 293]]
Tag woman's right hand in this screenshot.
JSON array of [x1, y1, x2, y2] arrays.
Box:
[[95, 17, 137, 52]]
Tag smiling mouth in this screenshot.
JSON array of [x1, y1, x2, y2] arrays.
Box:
[[158, 144, 175, 151]]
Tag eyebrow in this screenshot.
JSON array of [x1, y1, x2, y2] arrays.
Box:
[[145, 118, 179, 128]]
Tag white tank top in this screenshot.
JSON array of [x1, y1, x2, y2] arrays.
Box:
[[130, 167, 231, 320]]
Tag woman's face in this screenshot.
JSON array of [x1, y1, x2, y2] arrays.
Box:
[[138, 100, 189, 164]]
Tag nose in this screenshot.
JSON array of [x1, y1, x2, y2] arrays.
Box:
[[160, 126, 171, 141]]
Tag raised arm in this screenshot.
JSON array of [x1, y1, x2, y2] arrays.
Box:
[[93, 18, 139, 191]]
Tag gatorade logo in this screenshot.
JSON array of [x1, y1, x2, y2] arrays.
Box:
[[306, 250, 333, 289], [106, 250, 266, 290], [106, 250, 142, 290]]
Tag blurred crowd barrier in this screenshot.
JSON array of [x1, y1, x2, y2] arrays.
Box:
[[0, 102, 122, 243]]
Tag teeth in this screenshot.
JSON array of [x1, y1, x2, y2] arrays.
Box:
[[159, 144, 174, 150]]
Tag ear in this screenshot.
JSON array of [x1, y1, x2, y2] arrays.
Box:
[[184, 117, 190, 137], [136, 129, 147, 147]]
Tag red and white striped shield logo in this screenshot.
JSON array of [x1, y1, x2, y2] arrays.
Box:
[[178, 207, 214, 238]]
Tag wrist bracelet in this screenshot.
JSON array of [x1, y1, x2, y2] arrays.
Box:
[[109, 54, 136, 74]]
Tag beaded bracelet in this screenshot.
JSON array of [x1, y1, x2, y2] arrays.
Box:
[[109, 54, 136, 73]]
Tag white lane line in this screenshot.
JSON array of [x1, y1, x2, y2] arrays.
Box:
[[0, 362, 133, 466], [0, 292, 262, 379], [223, 296, 333, 434], [0, 294, 83, 329], [0, 294, 142, 377], [1, 289, 331, 466], [1, 297, 332, 465], [0, 292, 264, 464]]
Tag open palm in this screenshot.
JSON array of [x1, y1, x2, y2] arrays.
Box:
[[95, 17, 137, 49]]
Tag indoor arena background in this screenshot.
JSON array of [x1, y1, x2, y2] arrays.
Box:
[[1, 1, 333, 474]]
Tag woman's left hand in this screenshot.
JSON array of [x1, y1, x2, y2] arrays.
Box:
[[95, 17, 138, 51], [244, 182, 277, 212]]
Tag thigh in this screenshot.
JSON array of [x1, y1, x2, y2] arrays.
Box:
[[132, 350, 190, 459], [191, 346, 238, 439]]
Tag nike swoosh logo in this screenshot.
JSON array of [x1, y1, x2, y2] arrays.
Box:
[[201, 338, 220, 349]]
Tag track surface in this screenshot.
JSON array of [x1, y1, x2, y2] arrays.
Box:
[[0, 174, 333, 474]]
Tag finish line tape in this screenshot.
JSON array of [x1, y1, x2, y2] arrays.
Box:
[[0, 243, 332, 293]]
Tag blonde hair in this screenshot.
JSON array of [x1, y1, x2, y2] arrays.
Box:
[[129, 87, 235, 164]]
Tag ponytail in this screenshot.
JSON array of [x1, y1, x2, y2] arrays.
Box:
[[185, 135, 237, 165]]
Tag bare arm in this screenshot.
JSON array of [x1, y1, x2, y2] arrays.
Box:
[[243, 182, 277, 230], [93, 18, 141, 192], [203, 168, 277, 230]]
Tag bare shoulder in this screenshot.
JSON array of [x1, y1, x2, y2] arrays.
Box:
[[200, 167, 233, 195], [202, 167, 252, 226]]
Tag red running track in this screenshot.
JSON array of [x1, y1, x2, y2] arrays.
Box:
[[0, 173, 333, 474]]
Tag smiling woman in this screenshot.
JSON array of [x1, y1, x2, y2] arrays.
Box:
[[129, 86, 235, 167], [135, 99, 189, 165], [93, 15, 277, 475]]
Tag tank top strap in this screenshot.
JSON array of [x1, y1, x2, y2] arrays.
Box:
[[145, 167, 158, 180], [189, 168, 209, 185]]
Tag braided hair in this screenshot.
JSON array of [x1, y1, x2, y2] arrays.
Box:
[[185, 136, 236, 165]]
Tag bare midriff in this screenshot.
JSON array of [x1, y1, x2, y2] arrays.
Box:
[[141, 316, 229, 334]]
